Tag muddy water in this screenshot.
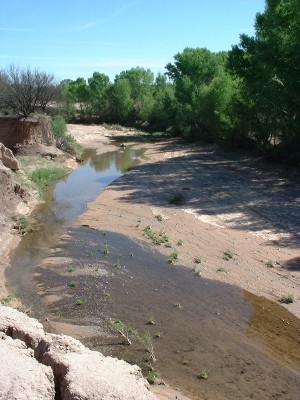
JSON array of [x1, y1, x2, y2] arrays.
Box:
[[7, 146, 144, 310], [36, 228, 300, 400], [7, 146, 300, 400]]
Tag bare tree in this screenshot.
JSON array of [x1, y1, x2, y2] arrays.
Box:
[[1, 65, 57, 117]]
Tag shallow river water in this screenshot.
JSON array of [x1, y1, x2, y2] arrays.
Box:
[[7, 146, 300, 400]]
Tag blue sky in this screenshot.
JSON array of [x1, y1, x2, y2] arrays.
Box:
[[1, 0, 265, 82]]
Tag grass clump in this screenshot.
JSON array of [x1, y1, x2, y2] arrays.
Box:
[[198, 369, 208, 379], [0, 294, 16, 305], [11, 213, 33, 234], [52, 115, 82, 157], [75, 298, 84, 306], [194, 256, 202, 264], [223, 249, 234, 261], [169, 193, 185, 205], [155, 214, 163, 221], [168, 249, 179, 264], [279, 294, 295, 304], [146, 316, 156, 325], [31, 166, 68, 197], [147, 371, 159, 384], [143, 225, 169, 245], [68, 280, 77, 288]]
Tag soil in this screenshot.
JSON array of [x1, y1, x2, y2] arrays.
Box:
[[69, 124, 300, 319], [1, 123, 299, 400]]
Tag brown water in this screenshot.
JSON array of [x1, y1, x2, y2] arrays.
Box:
[[7, 147, 300, 400]]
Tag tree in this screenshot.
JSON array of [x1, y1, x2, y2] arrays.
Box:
[[166, 48, 238, 140], [87, 72, 111, 120], [1, 65, 57, 117], [228, 0, 300, 151]]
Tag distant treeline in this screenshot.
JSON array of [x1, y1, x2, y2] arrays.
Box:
[[1, 0, 299, 165]]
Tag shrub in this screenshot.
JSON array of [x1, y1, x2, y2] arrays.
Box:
[[51, 115, 82, 157], [31, 166, 68, 197]]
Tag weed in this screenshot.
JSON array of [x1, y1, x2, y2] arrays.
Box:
[[67, 266, 75, 273], [217, 267, 228, 273], [193, 267, 202, 277], [143, 225, 169, 245], [223, 250, 234, 261], [111, 319, 138, 345], [146, 316, 156, 325], [279, 294, 295, 304], [101, 231, 107, 236], [103, 291, 111, 299], [52, 116, 82, 157], [102, 246, 109, 256], [147, 371, 158, 384], [155, 214, 163, 221], [31, 166, 68, 198], [177, 239, 184, 246], [154, 331, 162, 339], [174, 302, 182, 309], [11, 213, 33, 235], [266, 260, 276, 268], [54, 309, 63, 316], [113, 259, 121, 268], [130, 253, 134, 257], [198, 369, 208, 379], [168, 249, 179, 264], [0, 294, 16, 305], [137, 331, 157, 362], [75, 298, 84, 306], [169, 193, 185, 205], [68, 280, 77, 288], [194, 256, 202, 264]]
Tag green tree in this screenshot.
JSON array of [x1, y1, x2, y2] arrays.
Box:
[[108, 78, 133, 123], [166, 48, 237, 141], [88, 72, 111, 121], [228, 0, 300, 155]]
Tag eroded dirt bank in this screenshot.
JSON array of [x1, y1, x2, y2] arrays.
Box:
[[69, 124, 300, 319]]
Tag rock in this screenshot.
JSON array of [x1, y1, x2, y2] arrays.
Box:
[[0, 305, 157, 400], [0, 143, 20, 171], [0, 333, 55, 400]]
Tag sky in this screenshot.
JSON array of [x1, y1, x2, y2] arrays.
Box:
[[1, 0, 266, 82]]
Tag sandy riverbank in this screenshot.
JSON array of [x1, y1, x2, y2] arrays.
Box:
[[68, 124, 300, 319]]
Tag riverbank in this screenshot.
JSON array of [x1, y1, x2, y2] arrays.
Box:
[[68, 124, 300, 320]]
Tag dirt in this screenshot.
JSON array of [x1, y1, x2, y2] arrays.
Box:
[[1, 123, 299, 400], [68, 124, 300, 319]]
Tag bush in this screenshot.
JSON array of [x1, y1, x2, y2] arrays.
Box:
[[51, 115, 82, 157], [31, 166, 68, 197]]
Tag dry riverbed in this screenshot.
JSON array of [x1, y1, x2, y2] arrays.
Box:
[[1, 124, 299, 400]]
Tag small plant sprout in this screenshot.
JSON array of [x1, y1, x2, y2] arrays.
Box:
[[279, 294, 295, 304], [143, 225, 169, 245], [155, 214, 163, 221], [102, 246, 109, 256], [223, 250, 234, 261], [193, 267, 202, 277], [147, 371, 158, 384], [113, 259, 121, 268], [266, 260, 276, 268], [75, 298, 84, 306], [217, 267, 228, 273], [168, 249, 179, 264], [101, 231, 107, 236], [111, 319, 138, 346], [177, 239, 184, 246], [67, 266, 75, 273], [68, 280, 77, 288], [198, 369, 208, 379], [137, 331, 156, 363], [54, 309, 63, 316], [174, 302, 182, 309], [154, 331, 162, 339], [146, 316, 156, 325], [194, 256, 202, 264]]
